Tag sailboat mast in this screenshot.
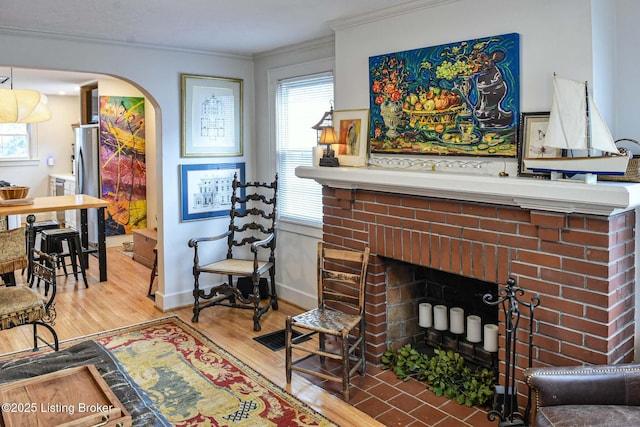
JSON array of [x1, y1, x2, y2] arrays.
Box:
[[585, 80, 592, 156]]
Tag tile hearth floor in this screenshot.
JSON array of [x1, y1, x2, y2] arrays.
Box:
[[296, 357, 496, 426]]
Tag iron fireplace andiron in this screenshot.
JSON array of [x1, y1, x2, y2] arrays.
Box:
[[483, 277, 540, 427]]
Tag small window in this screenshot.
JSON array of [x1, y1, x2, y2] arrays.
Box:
[[0, 123, 30, 159]]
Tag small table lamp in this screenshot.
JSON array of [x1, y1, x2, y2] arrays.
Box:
[[318, 126, 340, 167]]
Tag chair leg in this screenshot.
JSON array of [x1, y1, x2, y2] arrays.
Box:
[[147, 248, 158, 297], [32, 322, 59, 352], [71, 235, 88, 288], [192, 273, 201, 322], [342, 330, 350, 401], [359, 319, 366, 375], [285, 317, 292, 384], [319, 332, 326, 366]]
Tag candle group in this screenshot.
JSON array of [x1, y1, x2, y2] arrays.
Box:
[[417, 304, 498, 352]]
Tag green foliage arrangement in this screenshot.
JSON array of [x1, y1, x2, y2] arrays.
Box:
[[381, 344, 495, 407]]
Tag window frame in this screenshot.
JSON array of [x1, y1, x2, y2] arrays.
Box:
[[268, 58, 334, 230], [0, 123, 39, 166]]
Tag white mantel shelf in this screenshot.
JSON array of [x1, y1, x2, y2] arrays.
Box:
[[296, 166, 640, 216]]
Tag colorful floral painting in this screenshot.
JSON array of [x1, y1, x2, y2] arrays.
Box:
[[99, 96, 146, 236], [369, 33, 520, 157]]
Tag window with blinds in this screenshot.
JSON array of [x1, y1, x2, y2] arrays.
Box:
[[276, 73, 333, 224]]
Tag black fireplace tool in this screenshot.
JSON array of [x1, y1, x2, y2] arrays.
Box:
[[483, 277, 540, 427]]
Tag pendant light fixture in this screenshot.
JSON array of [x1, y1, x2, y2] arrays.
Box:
[[0, 68, 52, 123]]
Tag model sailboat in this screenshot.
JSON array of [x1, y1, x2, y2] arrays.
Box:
[[524, 75, 629, 179]]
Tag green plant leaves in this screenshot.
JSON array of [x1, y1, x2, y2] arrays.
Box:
[[381, 344, 496, 407]]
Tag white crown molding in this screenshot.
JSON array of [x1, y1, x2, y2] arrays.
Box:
[[0, 26, 252, 60], [253, 36, 335, 60], [328, 0, 461, 31]]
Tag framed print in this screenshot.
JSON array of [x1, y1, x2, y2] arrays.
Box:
[[181, 74, 243, 157], [334, 109, 369, 167], [517, 112, 560, 178], [180, 163, 245, 221]]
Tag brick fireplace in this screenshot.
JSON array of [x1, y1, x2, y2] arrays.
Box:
[[298, 166, 639, 391]]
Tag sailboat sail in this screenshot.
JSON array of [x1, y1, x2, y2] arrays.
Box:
[[524, 75, 629, 176]]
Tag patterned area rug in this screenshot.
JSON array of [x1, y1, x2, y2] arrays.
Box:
[[2, 317, 337, 427]]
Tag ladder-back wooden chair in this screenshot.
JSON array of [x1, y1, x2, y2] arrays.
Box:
[[0, 246, 59, 351], [285, 243, 370, 400], [189, 173, 277, 331]]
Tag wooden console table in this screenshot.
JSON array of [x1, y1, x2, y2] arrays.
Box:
[[0, 195, 109, 282]]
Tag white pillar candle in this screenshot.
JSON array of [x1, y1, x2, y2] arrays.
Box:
[[433, 305, 448, 331], [466, 315, 482, 343], [312, 146, 324, 167], [449, 307, 464, 334], [418, 303, 433, 328], [483, 324, 499, 352]]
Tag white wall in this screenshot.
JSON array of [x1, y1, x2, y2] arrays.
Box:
[[0, 32, 255, 310]]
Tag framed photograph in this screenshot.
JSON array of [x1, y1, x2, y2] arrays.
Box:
[[517, 112, 561, 178], [181, 74, 243, 157], [333, 109, 369, 167], [180, 163, 245, 221]]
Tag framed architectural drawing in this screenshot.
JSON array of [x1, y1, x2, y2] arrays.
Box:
[[181, 74, 243, 157], [179, 162, 245, 221], [368, 33, 519, 157], [334, 109, 369, 167]]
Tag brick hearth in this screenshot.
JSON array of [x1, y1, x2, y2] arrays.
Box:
[[320, 185, 635, 389]]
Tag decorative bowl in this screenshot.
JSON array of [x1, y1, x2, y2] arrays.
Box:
[[0, 186, 30, 200]]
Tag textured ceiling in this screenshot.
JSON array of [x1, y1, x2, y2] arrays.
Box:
[[0, 0, 412, 55], [0, 0, 418, 94]]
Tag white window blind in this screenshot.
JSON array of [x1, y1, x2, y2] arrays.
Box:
[[276, 73, 333, 224]]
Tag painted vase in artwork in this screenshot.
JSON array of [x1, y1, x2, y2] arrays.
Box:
[[380, 100, 403, 138]]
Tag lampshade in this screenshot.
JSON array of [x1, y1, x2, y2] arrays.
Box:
[[318, 127, 338, 145], [0, 88, 52, 123]]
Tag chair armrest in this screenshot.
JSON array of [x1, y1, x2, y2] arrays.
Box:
[[250, 231, 276, 254], [187, 230, 232, 248], [524, 364, 640, 408]]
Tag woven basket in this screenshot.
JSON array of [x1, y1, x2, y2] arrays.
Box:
[[599, 138, 640, 182]]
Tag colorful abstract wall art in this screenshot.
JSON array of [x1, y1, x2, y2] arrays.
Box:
[[99, 96, 146, 236], [369, 33, 520, 157]]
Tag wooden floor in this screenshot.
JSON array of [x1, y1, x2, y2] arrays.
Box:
[[0, 249, 494, 427]]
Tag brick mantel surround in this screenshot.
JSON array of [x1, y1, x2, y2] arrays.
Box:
[[297, 166, 640, 380]]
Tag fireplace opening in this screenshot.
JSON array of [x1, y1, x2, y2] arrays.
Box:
[[385, 260, 499, 370]]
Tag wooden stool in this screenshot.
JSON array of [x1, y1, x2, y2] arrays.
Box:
[[39, 228, 88, 288]]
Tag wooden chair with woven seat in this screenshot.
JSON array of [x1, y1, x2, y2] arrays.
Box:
[[188, 173, 278, 331], [0, 233, 59, 352], [285, 243, 370, 401]]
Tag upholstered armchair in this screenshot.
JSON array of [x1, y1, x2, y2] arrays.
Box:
[[0, 227, 28, 285], [524, 364, 640, 426]]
